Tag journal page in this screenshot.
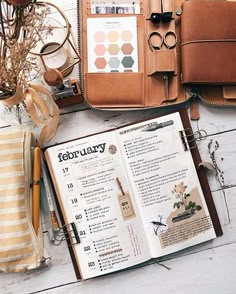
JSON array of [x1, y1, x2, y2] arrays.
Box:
[[45, 131, 150, 279], [116, 112, 216, 258]]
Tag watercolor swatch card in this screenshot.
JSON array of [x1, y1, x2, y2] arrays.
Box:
[[87, 17, 138, 73]]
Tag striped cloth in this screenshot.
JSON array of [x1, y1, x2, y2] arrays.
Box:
[[0, 129, 42, 272]]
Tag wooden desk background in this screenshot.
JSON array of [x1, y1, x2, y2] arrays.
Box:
[[1, 1, 236, 293]]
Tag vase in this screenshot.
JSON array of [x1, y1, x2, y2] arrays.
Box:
[[0, 84, 59, 145], [0, 101, 33, 127]]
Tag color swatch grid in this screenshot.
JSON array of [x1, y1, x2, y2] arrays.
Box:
[[87, 17, 138, 73]]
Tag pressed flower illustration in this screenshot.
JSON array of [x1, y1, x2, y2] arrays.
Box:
[[172, 182, 202, 222]]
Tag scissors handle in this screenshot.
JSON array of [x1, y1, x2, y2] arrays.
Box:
[[148, 31, 163, 51], [148, 30, 177, 51], [163, 31, 177, 49]]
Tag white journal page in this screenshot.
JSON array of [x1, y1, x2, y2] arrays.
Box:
[[117, 112, 216, 258], [45, 131, 150, 279]]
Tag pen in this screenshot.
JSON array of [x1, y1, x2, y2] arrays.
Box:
[[150, 0, 162, 23], [40, 155, 60, 231], [142, 120, 174, 132], [116, 177, 125, 196], [32, 147, 41, 235]]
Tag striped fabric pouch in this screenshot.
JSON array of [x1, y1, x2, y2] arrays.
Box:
[[0, 128, 47, 272]]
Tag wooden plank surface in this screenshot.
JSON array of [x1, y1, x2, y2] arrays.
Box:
[[1, 1, 236, 293], [35, 242, 236, 294]]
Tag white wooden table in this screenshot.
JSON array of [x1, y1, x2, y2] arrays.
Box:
[[1, 1, 236, 293]]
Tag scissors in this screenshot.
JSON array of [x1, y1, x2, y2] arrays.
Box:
[[148, 31, 177, 100], [148, 31, 177, 51]]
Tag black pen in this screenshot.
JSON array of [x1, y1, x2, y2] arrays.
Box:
[[142, 120, 174, 132]]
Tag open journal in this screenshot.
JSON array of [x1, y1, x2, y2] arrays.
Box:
[[44, 110, 222, 280]]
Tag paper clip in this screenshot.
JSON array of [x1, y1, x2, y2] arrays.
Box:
[[49, 222, 80, 246]]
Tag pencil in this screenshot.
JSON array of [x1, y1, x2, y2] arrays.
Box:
[[40, 155, 59, 231], [32, 147, 41, 235]]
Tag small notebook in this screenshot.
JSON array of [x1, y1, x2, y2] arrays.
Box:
[[180, 0, 236, 85], [44, 109, 222, 280]]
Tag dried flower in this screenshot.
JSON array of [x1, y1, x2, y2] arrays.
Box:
[[174, 182, 187, 193], [208, 139, 230, 224], [0, 1, 51, 96]]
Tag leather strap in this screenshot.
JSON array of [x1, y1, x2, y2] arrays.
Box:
[[181, 39, 236, 47], [190, 98, 200, 121], [0, 87, 24, 106], [223, 86, 236, 99]]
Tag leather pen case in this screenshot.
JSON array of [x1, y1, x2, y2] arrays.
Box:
[[79, 0, 187, 109], [76, 0, 236, 113]]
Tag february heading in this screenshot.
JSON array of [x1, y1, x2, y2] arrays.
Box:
[[57, 143, 106, 162]]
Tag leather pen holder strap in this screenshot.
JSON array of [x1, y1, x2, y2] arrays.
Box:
[[162, 0, 173, 14], [150, 0, 162, 15], [162, 0, 173, 22], [148, 50, 176, 76], [149, 0, 173, 22]]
